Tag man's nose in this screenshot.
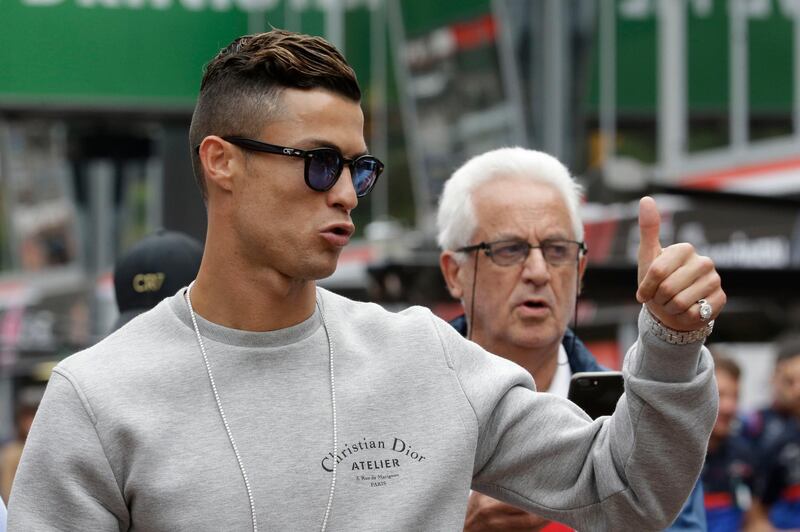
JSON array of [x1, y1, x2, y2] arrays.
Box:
[[520, 247, 550, 284], [327, 167, 358, 212]]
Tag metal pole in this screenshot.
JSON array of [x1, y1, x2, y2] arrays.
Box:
[[730, 0, 749, 150], [88, 161, 115, 275], [370, 0, 389, 222], [387, 0, 431, 231], [324, 0, 345, 55], [657, 0, 687, 172], [599, 0, 617, 168], [542, 0, 566, 159], [147, 158, 164, 232], [492, 0, 529, 147], [529, 1, 542, 148], [285, 0, 301, 32]]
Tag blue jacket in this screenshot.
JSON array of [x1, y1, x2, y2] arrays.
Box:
[[449, 314, 707, 531]]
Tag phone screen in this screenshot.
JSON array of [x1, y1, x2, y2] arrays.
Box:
[[567, 372, 624, 420]]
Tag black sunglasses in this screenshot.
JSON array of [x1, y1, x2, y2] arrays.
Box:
[[221, 136, 384, 198]]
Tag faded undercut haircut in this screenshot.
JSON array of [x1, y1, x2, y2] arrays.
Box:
[[436, 147, 584, 258], [189, 29, 361, 200]]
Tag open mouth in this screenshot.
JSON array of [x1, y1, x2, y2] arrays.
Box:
[[330, 226, 350, 236], [522, 301, 547, 309]]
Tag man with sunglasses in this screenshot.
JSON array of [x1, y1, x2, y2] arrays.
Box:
[[11, 31, 718, 531], [438, 148, 713, 531]]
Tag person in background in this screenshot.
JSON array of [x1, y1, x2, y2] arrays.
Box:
[[745, 335, 800, 531], [110, 229, 203, 332], [0, 230, 202, 505], [9, 30, 719, 531], [700, 351, 755, 532], [437, 147, 712, 531], [0, 393, 39, 505]]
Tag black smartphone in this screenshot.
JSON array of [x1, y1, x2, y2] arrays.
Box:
[[567, 371, 624, 420]]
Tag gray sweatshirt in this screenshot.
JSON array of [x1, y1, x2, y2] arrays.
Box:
[[8, 288, 717, 531]]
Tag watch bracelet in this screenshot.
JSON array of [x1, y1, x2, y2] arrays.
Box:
[[642, 305, 714, 345]]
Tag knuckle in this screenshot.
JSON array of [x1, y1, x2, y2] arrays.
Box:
[[697, 255, 715, 271], [655, 280, 678, 301], [672, 293, 693, 313], [648, 263, 668, 280], [668, 242, 694, 255]]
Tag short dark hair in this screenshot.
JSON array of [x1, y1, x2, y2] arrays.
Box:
[[189, 30, 361, 200], [776, 333, 800, 365], [712, 353, 741, 381]]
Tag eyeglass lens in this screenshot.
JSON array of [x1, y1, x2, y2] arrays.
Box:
[[307, 149, 382, 198], [489, 240, 580, 266]]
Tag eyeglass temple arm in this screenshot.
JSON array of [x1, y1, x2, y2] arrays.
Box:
[[222, 136, 308, 159], [457, 242, 489, 254]]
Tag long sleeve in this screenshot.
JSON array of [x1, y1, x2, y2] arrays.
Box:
[[7, 369, 129, 531], [436, 307, 718, 532], [0, 494, 7, 532]]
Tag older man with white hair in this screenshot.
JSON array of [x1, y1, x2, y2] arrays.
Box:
[[438, 147, 714, 531]]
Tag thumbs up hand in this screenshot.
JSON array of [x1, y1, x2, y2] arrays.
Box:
[[636, 197, 725, 331]]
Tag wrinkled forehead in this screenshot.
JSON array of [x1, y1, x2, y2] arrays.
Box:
[[471, 177, 574, 238]]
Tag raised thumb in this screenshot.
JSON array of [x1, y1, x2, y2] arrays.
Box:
[[637, 196, 662, 284]]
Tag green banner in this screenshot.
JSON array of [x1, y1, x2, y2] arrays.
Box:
[[0, 0, 335, 109], [589, 0, 795, 114]]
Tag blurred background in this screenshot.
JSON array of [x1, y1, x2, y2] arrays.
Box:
[[0, 0, 798, 456]]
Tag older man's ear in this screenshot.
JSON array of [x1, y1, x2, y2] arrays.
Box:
[[439, 251, 465, 300]]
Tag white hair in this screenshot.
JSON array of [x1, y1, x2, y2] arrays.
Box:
[[436, 147, 584, 254]]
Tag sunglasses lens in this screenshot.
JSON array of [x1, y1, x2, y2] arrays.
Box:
[[352, 157, 383, 197], [307, 149, 343, 191]]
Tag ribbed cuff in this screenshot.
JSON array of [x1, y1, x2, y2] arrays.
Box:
[[629, 307, 704, 383]]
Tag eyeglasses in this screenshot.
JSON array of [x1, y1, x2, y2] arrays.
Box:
[[457, 239, 587, 267], [222, 136, 384, 198]]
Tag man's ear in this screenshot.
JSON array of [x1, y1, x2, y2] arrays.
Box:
[[577, 254, 588, 295], [440, 251, 465, 300], [199, 136, 237, 194]]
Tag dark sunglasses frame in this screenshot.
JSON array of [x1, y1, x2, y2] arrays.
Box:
[[221, 136, 384, 198], [457, 238, 587, 266]]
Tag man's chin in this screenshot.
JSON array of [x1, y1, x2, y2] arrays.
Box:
[[512, 321, 563, 345], [511, 332, 561, 352], [306, 261, 339, 282]]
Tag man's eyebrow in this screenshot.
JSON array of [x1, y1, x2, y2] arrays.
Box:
[[487, 232, 572, 243], [488, 232, 525, 242]]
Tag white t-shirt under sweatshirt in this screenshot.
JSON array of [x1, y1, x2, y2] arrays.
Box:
[[9, 288, 717, 531]]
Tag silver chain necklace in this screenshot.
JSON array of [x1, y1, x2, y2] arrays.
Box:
[[185, 281, 338, 532]]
